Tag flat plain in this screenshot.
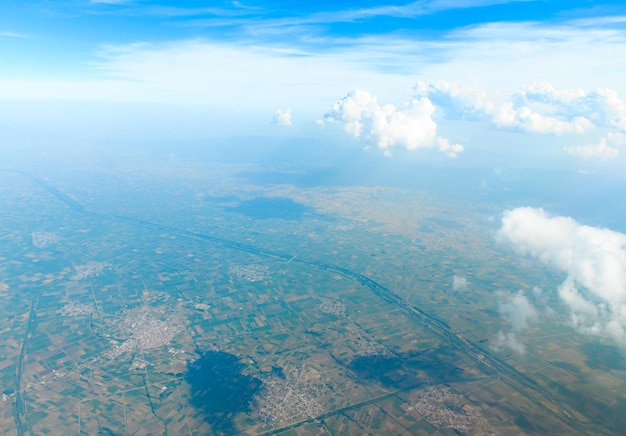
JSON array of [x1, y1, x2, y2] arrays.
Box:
[[0, 161, 624, 435]]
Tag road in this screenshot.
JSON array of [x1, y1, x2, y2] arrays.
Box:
[[10, 170, 600, 434]]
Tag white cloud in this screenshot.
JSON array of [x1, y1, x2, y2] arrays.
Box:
[[491, 101, 593, 134], [493, 331, 526, 355], [564, 133, 625, 159], [1, 18, 625, 113], [301, 0, 535, 22], [496, 207, 626, 343], [414, 80, 626, 158], [452, 275, 467, 291], [517, 81, 587, 105], [411, 80, 495, 119], [3, 15, 626, 157], [592, 88, 626, 131], [500, 291, 537, 332], [435, 137, 464, 158], [414, 80, 626, 135], [0, 40, 407, 107], [323, 89, 463, 157], [273, 108, 292, 126], [182, 1, 542, 33], [493, 290, 537, 355], [557, 279, 602, 336], [515, 85, 626, 133], [531, 285, 551, 307]]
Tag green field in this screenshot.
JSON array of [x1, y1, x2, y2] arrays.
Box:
[[0, 163, 623, 435]]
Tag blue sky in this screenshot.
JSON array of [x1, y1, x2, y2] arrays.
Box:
[[2, 0, 626, 166]]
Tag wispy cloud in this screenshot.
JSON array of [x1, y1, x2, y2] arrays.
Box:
[[172, 17, 626, 96], [58, 0, 256, 19], [567, 14, 626, 28], [0, 31, 31, 39], [144, 6, 253, 17], [331, 0, 536, 20], [90, 0, 135, 4], [83, 40, 409, 107], [179, 0, 539, 31]]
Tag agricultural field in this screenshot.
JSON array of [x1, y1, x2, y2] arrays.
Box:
[[0, 161, 624, 435]]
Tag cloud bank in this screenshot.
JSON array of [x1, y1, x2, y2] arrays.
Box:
[[3, 12, 626, 165], [323, 89, 463, 157], [413, 80, 626, 158], [496, 207, 626, 344]]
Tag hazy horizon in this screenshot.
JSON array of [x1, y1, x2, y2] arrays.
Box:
[[2, 1, 626, 435]]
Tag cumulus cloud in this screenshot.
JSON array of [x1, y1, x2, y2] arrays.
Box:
[[491, 102, 593, 134], [493, 331, 526, 355], [411, 80, 495, 120], [435, 137, 464, 158], [564, 132, 625, 159], [273, 108, 293, 126], [514, 84, 626, 134], [493, 290, 537, 355], [592, 88, 626, 132], [413, 80, 626, 157], [500, 291, 538, 332], [323, 89, 463, 157], [496, 207, 626, 344], [452, 275, 467, 291], [414, 80, 612, 134]]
